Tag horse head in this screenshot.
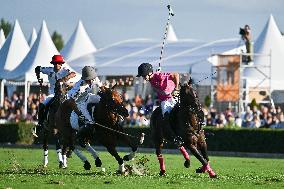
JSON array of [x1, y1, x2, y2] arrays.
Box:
[[179, 80, 199, 109], [98, 85, 129, 118], [54, 80, 67, 102]]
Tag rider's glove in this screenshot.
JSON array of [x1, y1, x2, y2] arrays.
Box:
[[172, 88, 180, 97], [35, 66, 41, 74], [78, 115, 87, 126]]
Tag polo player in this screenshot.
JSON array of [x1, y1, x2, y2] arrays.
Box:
[[35, 55, 76, 129], [34, 54, 76, 167], [67, 66, 102, 146]]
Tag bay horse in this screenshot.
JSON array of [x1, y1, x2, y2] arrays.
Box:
[[150, 80, 217, 178], [41, 81, 67, 168], [55, 85, 141, 172]]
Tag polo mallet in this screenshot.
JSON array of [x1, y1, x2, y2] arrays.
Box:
[[157, 4, 174, 71], [32, 72, 43, 138]]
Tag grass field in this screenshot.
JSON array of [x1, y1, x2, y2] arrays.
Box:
[[0, 147, 284, 189]]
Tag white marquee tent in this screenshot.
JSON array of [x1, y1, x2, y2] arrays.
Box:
[[0, 29, 5, 49], [28, 27, 37, 47], [1, 20, 80, 115], [5, 20, 80, 82], [166, 24, 178, 42], [0, 20, 30, 75], [68, 37, 239, 86], [60, 20, 97, 62]]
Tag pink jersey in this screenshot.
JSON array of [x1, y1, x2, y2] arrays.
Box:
[[150, 72, 176, 101]]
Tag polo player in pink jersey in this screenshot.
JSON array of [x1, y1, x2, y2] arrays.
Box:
[[137, 63, 183, 145]]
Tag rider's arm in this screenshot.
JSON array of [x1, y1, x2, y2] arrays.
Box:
[[40, 67, 53, 74], [68, 80, 86, 101], [60, 71, 76, 82], [170, 72, 180, 90], [92, 77, 103, 87]]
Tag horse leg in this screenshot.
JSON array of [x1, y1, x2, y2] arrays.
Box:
[[73, 147, 91, 170], [42, 130, 49, 167], [85, 143, 102, 167], [187, 134, 217, 178], [179, 146, 191, 168], [106, 146, 125, 173], [195, 131, 217, 178], [197, 130, 209, 162], [120, 134, 138, 161], [54, 132, 64, 168], [61, 144, 68, 169], [156, 146, 166, 176], [69, 129, 91, 170]]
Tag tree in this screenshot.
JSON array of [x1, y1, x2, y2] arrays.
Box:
[[0, 18, 12, 37], [51, 31, 64, 51], [204, 95, 211, 108]]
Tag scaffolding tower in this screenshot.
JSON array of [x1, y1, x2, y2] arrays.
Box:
[[210, 52, 271, 114]]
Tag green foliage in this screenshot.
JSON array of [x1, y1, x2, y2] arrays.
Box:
[[0, 18, 12, 37], [0, 148, 284, 189], [123, 127, 284, 153], [250, 98, 259, 109], [51, 31, 64, 51], [0, 122, 34, 144], [1, 123, 284, 153], [204, 95, 211, 107]]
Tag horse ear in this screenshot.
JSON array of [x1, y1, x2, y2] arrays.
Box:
[[112, 83, 117, 89], [188, 77, 193, 85]]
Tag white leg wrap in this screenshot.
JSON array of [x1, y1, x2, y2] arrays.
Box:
[[43, 150, 48, 167], [56, 149, 63, 162], [85, 144, 99, 159], [73, 148, 88, 162], [119, 163, 126, 173], [62, 154, 67, 168], [127, 151, 136, 160]]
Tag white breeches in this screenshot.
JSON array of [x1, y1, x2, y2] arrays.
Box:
[[43, 94, 54, 105], [70, 94, 101, 130], [161, 97, 177, 116]]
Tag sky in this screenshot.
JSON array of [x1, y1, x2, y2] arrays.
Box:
[[0, 0, 283, 48]]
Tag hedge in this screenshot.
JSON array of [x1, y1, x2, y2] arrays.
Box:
[[0, 122, 34, 144], [0, 123, 284, 153]]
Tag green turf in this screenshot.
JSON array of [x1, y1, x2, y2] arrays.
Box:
[[0, 147, 283, 189]]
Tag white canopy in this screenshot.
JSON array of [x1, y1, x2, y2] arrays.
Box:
[[0, 20, 30, 77], [68, 37, 239, 85], [5, 20, 80, 82], [244, 15, 284, 90], [166, 24, 178, 42], [0, 29, 5, 49], [61, 20, 97, 62], [28, 27, 37, 47]]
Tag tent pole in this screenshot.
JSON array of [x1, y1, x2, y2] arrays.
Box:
[[24, 80, 28, 116], [0, 79, 5, 107]]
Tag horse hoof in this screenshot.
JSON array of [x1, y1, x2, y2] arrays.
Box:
[[66, 150, 73, 158], [184, 160, 190, 168], [159, 170, 166, 176], [123, 151, 136, 161], [123, 155, 130, 161], [210, 174, 218, 179], [196, 167, 204, 173], [59, 161, 64, 169], [84, 161, 91, 170], [95, 158, 102, 167]]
